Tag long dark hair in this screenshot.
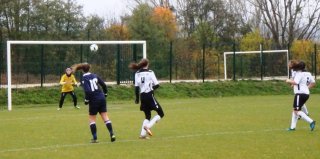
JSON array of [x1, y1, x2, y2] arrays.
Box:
[[290, 60, 306, 71], [129, 58, 149, 71], [71, 63, 91, 73], [288, 60, 299, 70]]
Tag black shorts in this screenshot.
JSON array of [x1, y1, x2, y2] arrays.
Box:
[[293, 94, 309, 111], [89, 98, 107, 115], [140, 92, 160, 111]]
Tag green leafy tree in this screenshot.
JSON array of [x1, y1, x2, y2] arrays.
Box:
[[106, 24, 130, 40], [240, 29, 264, 51], [85, 15, 106, 40], [290, 40, 315, 70], [127, 4, 173, 77]]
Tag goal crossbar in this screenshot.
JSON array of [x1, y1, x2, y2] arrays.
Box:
[[6, 40, 147, 111], [223, 50, 289, 80]]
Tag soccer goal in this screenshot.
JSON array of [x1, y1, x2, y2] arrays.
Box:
[[223, 49, 289, 80], [5, 40, 147, 111]]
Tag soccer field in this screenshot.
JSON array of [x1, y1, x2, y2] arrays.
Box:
[[0, 95, 319, 159]]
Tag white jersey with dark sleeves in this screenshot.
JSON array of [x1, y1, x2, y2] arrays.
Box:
[[293, 71, 315, 94], [135, 69, 159, 93]]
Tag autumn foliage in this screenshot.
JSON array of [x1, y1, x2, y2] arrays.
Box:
[[290, 40, 318, 71], [151, 7, 177, 41], [106, 24, 130, 40]]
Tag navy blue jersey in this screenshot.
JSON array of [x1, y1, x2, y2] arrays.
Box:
[[81, 72, 107, 101]]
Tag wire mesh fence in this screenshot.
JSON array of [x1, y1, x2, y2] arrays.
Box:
[[1, 41, 319, 89]]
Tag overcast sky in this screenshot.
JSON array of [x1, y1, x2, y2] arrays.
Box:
[[76, 0, 134, 19]]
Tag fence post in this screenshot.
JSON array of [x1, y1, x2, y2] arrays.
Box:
[[315, 44, 317, 80], [78, 45, 83, 81], [169, 41, 173, 83], [132, 44, 137, 62], [116, 44, 120, 85], [80, 45, 83, 63], [132, 44, 137, 83], [240, 55, 243, 79], [260, 43, 263, 81], [232, 42, 236, 81], [40, 45, 44, 87], [202, 43, 205, 83], [0, 42, 2, 87], [217, 53, 220, 80]]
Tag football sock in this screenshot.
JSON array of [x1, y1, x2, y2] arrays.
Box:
[[301, 104, 309, 115], [297, 111, 313, 123], [140, 119, 149, 136], [147, 115, 161, 128], [90, 122, 97, 140], [105, 120, 114, 135], [290, 111, 298, 129]]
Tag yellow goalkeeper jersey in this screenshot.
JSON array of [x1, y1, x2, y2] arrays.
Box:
[[60, 74, 77, 92]]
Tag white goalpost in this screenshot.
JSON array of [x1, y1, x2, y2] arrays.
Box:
[[223, 49, 289, 80], [6, 40, 147, 111]]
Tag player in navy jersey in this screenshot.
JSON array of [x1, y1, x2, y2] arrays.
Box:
[[71, 63, 116, 143], [129, 58, 165, 139], [286, 61, 316, 131]]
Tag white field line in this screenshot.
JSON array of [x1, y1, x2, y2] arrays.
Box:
[[0, 128, 297, 153], [0, 100, 200, 121]]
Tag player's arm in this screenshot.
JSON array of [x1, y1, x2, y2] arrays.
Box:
[[308, 82, 316, 89], [308, 75, 316, 89], [134, 73, 140, 104], [153, 84, 159, 90], [97, 76, 108, 96], [135, 86, 140, 103], [84, 92, 89, 105], [286, 74, 301, 85], [285, 79, 297, 85], [151, 71, 160, 90], [71, 75, 77, 85], [59, 75, 66, 85], [82, 81, 90, 105]]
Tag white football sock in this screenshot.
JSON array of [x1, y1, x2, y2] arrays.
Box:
[[140, 119, 149, 136], [147, 115, 161, 129], [290, 111, 298, 129], [297, 111, 313, 123], [301, 104, 309, 115]]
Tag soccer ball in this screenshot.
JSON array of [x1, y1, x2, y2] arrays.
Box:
[[90, 44, 98, 52]]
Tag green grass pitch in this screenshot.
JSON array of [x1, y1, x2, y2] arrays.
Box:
[[0, 95, 319, 159]]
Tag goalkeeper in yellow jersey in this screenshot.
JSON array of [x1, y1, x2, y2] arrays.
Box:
[[58, 67, 80, 110]]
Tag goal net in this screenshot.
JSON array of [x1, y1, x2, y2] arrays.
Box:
[[223, 50, 289, 80], [4, 40, 147, 111]]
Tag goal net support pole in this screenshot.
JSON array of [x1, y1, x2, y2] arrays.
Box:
[[6, 40, 147, 111], [223, 50, 289, 80]]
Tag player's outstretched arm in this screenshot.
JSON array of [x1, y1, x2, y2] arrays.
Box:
[[135, 86, 139, 104], [308, 82, 316, 89], [285, 79, 296, 85]]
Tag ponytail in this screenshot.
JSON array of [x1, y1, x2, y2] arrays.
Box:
[[129, 58, 149, 71], [71, 63, 91, 73]]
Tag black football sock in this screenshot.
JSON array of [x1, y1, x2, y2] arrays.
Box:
[[90, 123, 97, 140], [105, 120, 114, 135]]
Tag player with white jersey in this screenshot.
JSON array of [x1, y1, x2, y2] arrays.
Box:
[[288, 60, 309, 117], [286, 61, 316, 131], [129, 58, 165, 139]]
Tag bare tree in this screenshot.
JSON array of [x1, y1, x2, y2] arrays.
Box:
[[248, 0, 320, 49]]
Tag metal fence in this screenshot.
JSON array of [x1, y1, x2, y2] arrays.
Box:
[[0, 41, 319, 88]]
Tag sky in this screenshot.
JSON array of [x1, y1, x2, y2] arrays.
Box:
[[76, 0, 134, 19]]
